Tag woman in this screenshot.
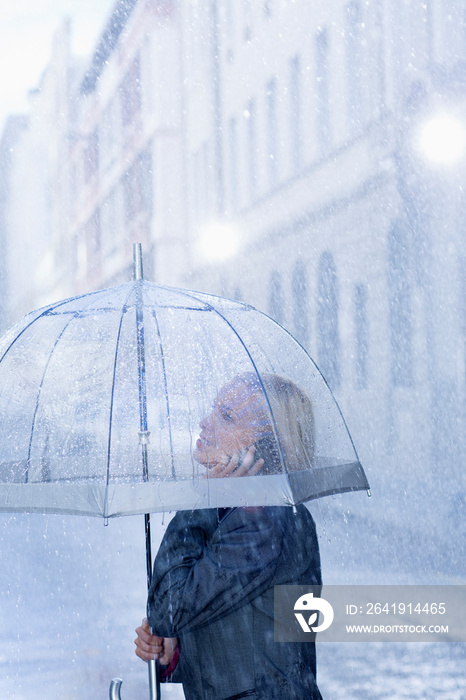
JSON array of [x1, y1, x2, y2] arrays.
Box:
[[135, 373, 323, 699]]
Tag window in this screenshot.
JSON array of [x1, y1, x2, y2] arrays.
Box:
[[317, 252, 341, 390], [83, 129, 99, 184], [268, 271, 285, 325], [70, 163, 77, 217], [388, 221, 413, 387], [139, 149, 153, 219], [191, 141, 212, 221], [228, 117, 238, 212], [246, 98, 257, 199], [290, 55, 302, 172], [85, 209, 101, 275], [316, 28, 331, 154], [123, 149, 153, 225], [292, 260, 309, 347], [192, 149, 201, 222], [120, 54, 142, 129], [345, 1, 366, 135], [101, 98, 119, 171], [123, 163, 138, 225], [353, 284, 368, 389], [266, 78, 278, 187], [100, 189, 115, 257], [201, 141, 211, 217]]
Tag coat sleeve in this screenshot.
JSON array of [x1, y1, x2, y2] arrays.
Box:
[[147, 507, 286, 637]]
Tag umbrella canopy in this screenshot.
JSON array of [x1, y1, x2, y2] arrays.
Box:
[[0, 278, 369, 518]]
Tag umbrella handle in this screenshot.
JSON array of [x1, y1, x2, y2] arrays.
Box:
[[108, 663, 160, 699], [109, 678, 122, 700]]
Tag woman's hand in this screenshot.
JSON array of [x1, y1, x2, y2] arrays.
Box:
[[204, 445, 264, 478], [134, 618, 179, 665]]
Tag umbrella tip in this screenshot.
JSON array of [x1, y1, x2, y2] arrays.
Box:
[[133, 243, 144, 281]]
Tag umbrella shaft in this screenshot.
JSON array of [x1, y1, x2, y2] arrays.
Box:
[[145, 512, 153, 589], [145, 513, 161, 698], [133, 242, 144, 280], [133, 243, 160, 698], [136, 306, 149, 439], [148, 660, 159, 699]]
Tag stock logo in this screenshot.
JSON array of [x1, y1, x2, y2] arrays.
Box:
[[294, 592, 334, 633]]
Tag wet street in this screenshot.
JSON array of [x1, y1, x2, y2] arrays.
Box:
[[317, 642, 466, 699], [0, 512, 465, 699], [0, 622, 464, 699]]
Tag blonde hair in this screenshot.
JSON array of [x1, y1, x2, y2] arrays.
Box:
[[231, 372, 315, 473]]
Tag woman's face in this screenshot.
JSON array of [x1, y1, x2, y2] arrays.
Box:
[[193, 381, 267, 468]]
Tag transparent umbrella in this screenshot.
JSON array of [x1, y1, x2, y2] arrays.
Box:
[[0, 244, 369, 697]]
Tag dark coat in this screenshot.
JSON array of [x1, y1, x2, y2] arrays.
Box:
[[147, 505, 322, 700]]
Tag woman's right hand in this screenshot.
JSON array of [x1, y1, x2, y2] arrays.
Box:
[[204, 445, 264, 478], [134, 618, 179, 665]]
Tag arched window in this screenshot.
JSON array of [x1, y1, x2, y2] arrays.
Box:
[[268, 271, 285, 325], [317, 252, 341, 389], [388, 221, 413, 387], [266, 78, 278, 187], [345, 1, 367, 135], [289, 55, 302, 173], [316, 28, 330, 154], [353, 283, 368, 389], [292, 260, 309, 347], [228, 116, 238, 212], [246, 98, 257, 199]]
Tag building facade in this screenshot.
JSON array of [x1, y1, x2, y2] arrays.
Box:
[[65, 0, 187, 291], [2, 0, 466, 571]]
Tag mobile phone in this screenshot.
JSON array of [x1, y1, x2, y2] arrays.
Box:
[[238, 436, 282, 474]]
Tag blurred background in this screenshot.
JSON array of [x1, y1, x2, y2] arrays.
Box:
[[0, 1, 465, 698]]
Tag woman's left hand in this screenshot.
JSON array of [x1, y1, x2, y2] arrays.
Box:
[[205, 445, 264, 478]]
